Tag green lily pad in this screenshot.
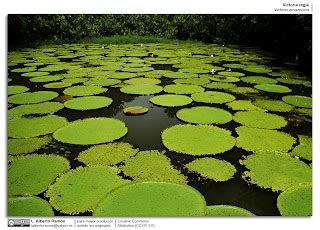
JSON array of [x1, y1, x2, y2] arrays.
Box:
[[276, 78, 306, 85], [8, 154, 70, 196], [120, 84, 163, 95], [176, 106, 232, 124], [186, 158, 236, 182], [164, 84, 205, 95], [211, 76, 240, 83], [234, 111, 287, 129], [150, 94, 193, 107], [30, 75, 64, 83], [241, 76, 278, 84], [43, 82, 72, 88], [108, 72, 138, 79], [240, 152, 311, 191], [282, 95, 312, 108], [290, 135, 312, 161], [229, 87, 260, 94], [252, 99, 294, 112], [191, 91, 236, 104], [223, 63, 247, 69], [164, 72, 198, 79], [63, 86, 107, 96], [204, 82, 236, 89], [123, 78, 161, 85], [8, 197, 54, 216], [21, 72, 50, 77], [178, 68, 210, 74], [243, 66, 272, 73], [8, 85, 29, 95], [93, 182, 206, 216], [121, 150, 187, 184], [8, 115, 68, 138], [236, 126, 296, 153], [254, 84, 292, 93], [45, 166, 131, 214], [277, 186, 312, 216], [64, 96, 113, 110], [226, 100, 266, 111], [77, 142, 139, 166], [162, 124, 235, 155], [121, 66, 154, 72], [62, 78, 88, 84], [294, 108, 312, 117], [173, 78, 211, 86], [8, 91, 59, 104], [8, 136, 52, 155], [53, 117, 128, 145], [206, 205, 255, 216], [11, 67, 37, 73], [38, 65, 66, 72], [218, 71, 245, 77], [84, 78, 121, 87], [123, 106, 148, 115]]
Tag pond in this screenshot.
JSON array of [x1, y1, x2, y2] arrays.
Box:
[[8, 42, 312, 216]]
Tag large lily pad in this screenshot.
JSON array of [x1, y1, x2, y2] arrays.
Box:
[[53, 117, 128, 145], [243, 66, 272, 73], [64, 96, 113, 110], [282, 95, 312, 108], [43, 82, 72, 88], [8, 136, 52, 155], [8, 91, 59, 104], [276, 78, 306, 85], [162, 124, 235, 155], [8, 85, 29, 95], [164, 84, 205, 95], [226, 100, 266, 111], [218, 71, 245, 77], [121, 66, 154, 72], [150, 94, 193, 107], [108, 72, 138, 79], [173, 78, 210, 86], [84, 78, 121, 87], [30, 75, 64, 83], [204, 82, 236, 89], [21, 71, 50, 77], [290, 135, 312, 161], [123, 78, 161, 85], [210, 76, 240, 83], [254, 84, 292, 93], [120, 84, 163, 95], [164, 72, 198, 79], [8, 197, 54, 216], [252, 99, 294, 112], [206, 205, 255, 216], [93, 182, 206, 216], [229, 87, 260, 94], [191, 91, 236, 104], [63, 86, 107, 96], [241, 76, 277, 84]]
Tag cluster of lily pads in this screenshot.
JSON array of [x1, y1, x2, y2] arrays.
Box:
[[8, 42, 311, 216]]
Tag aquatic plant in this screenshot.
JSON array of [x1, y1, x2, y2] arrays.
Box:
[[62, 78, 88, 84], [123, 106, 148, 115], [276, 78, 306, 85], [252, 99, 293, 112], [8, 91, 59, 104], [93, 182, 206, 216], [173, 78, 210, 86], [8, 85, 29, 95], [45, 166, 131, 214], [53, 117, 128, 145], [162, 124, 235, 155], [108, 72, 138, 79], [223, 63, 246, 69], [83, 78, 121, 87], [8, 197, 54, 216], [210, 76, 240, 82], [8, 136, 52, 155], [254, 84, 292, 93], [38, 65, 66, 72], [123, 78, 161, 85], [290, 135, 312, 161], [241, 76, 277, 84], [149, 94, 193, 107], [226, 100, 266, 111], [228, 87, 259, 94], [164, 72, 198, 79], [11, 67, 37, 73], [282, 95, 312, 108], [21, 71, 50, 77], [206, 205, 255, 216], [121, 66, 154, 72], [178, 68, 210, 74], [204, 82, 236, 89], [120, 84, 163, 95], [43, 82, 72, 88], [240, 152, 311, 191], [243, 66, 272, 73], [8, 154, 70, 196], [63, 86, 107, 96], [218, 71, 245, 77], [30, 75, 64, 83], [294, 108, 312, 117], [191, 91, 236, 104], [64, 96, 113, 110]]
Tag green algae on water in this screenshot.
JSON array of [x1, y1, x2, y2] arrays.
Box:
[[150, 94, 193, 107], [8, 136, 52, 155], [8, 197, 54, 216], [206, 205, 255, 216]]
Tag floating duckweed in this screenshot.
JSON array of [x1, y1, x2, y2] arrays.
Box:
[[254, 84, 292, 93], [121, 66, 154, 72], [234, 111, 287, 129], [186, 158, 236, 182], [123, 78, 161, 85], [53, 117, 128, 145], [43, 82, 72, 88], [8, 197, 54, 216], [63, 86, 107, 96], [252, 99, 294, 112], [45, 166, 131, 214], [150, 94, 193, 107], [241, 76, 278, 84], [64, 96, 113, 110], [218, 71, 245, 77], [282, 95, 312, 108], [120, 84, 163, 95], [8, 115, 68, 138], [236, 126, 296, 153], [191, 91, 236, 104], [77, 142, 139, 166], [164, 72, 198, 79], [173, 78, 210, 86], [162, 124, 235, 155], [8, 85, 29, 95], [30, 75, 64, 83], [21, 71, 50, 77], [8, 136, 52, 155], [226, 100, 266, 111], [206, 205, 255, 216], [240, 152, 311, 191], [121, 150, 187, 184], [277, 186, 312, 216], [164, 84, 205, 95], [228, 87, 260, 94], [243, 66, 272, 73], [8, 102, 64, 119], [8, 154, 70, 196], [93, 182, 206, 216], [123, 106, 148, 115], [210, 76, 240, 82], [8, 91, 59, 104], [290, 135, 312, 161], [176, 106, 232, 124], [276, 78, 306, 85], [204, 82, 236, 89], [84, 78, 121, 86]]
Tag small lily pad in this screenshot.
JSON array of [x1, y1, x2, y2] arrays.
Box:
[[123, 106, 148, 115], [8, 91, 59, 104], [206, 205, 255, 216], [8, 197, 54, 216], [8, 136, 52, 155], [8, 85, 29, 95], [252, 99, 294, 112], [64, 96, 113, 110], [164, 84, 205, 95], [226, 100, 266, 111], [241, 76, 278, 84], [191, 91, 236, 104], [290, 135, 312, 161], [254, 84, 292, 93], [150, 94, 193, 107], [120, 84, 163, 95], [63, 86, 107, 96], [282, 95, 312, 108]]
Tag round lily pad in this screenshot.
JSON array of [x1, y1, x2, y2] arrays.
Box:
[[164, 72, 198, 79], [8, 85, 29, 95], [123, 78, 161, 85], [77, 142, 139, 166], [191, 91, 236, 104], [8, 197, 54, 216], [211, 76, 240, 83], [236, 126, 296, 153], [164, 84, 205, 95], [277, 186, 312, 216], [252, 99, 294, 112], [11, 67, 37, 73], [53, 117, 128, 145], [204, 82, 236, 89], [62, 78, 88, 84], [43, 82, 72, 88], [178, 68, 210, 74], [254, 84, 292, 93], [174, 78, 210, 86], [240, 152, 311, 191], [186, 158, 236, 182], [234, 111, 287, 129], [8, 136, 52, 155], [123, 106, 148, 115], [206, 205, 255, 216], [120, 84, 163, 95], [8, 115, 68, 138], [150, 94, 193, 107], [64, 96, 113, 110], [21, 71, 50, 77], [108, 72, 138, 79], [45, 166, 131, 214], [30, 75, 64, 83], [8, 91, 59, 104], [8, 154, 70, 196], [218, 71, 245, 77], [223, 63, 247, 69], [243, 66, 272, 73], [241, 76, 278, 84], [84, 78, 121, 87], [162, 124, 235, 155], [122, 66, 154, 72], [176, 106, 232, 124], [229, 87, 259, 94], [226, 100, 266, 111], [282, 95, 312, 108], [276, 78, 306, 85], [63, 86, 107, 96], [93, 182, 206, 216], [290, 135, 312, 161]]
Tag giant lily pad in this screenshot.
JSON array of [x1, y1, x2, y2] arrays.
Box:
[[252, 99, 294, 112], [8, 154, 70, 196], [8, 197, 54, 216], [276, 78, 306, 85], [84, 78, 121, 87], [123, 106, 148, 115], [21, 71, 50, 77], [121, 66, 154, 72], [210, 76, 240, 83], [150, 94, 193, 107], [241, 76, 277, 84], [108, 72, 138, 79], [164, 84, 204, 95], [45, 166, 131, 214], [229, 87, 259, 94], [30, 75, 64, 83], [174, 78, 210, 86], [176, 106, 232, 124], [8, 91, 59, 104], [243, 66, 272, 73], [162, 124, 235, 155], [43, 82, 72, 88], [93, 182, 206, 216], [218, 71, 245, 77], [178, 68, 210, 74], [191, 91, 236, 104], [120, 84, 163, 95], [282, 95, 312, 108], [8, 85, 29, 95], [204, 82, 236, 89], [240, 152, 311, 191], [254, 84, 292, 93], [226, 100, 266, 111], [8, 136, 52, 155], [63, 86, 107, 96], [290, 135, 312, 161], [53, 117, 128, 145], [164, 72, 198, 79], [206, 205, 255, 216], [64, 96, 113, 110], [123, 78, 161, 85]]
